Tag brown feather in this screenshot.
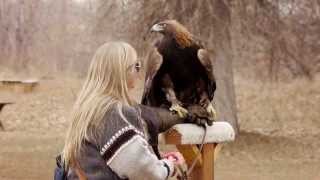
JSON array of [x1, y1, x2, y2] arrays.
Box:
[[163, 20, 193, 48], [141, 48, 163, 105], [197, 49, 215, 80]]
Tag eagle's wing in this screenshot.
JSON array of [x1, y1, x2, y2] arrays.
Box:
[[197, 49, 216, 101], [141, 48, 163, 105]]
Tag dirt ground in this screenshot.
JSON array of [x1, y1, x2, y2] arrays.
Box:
[[0, 76, 319, 180]]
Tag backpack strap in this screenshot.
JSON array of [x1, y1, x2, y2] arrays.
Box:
[[54, 154, 88, 180], [54, 154, 67, 180], [73, 160, 87, 180]]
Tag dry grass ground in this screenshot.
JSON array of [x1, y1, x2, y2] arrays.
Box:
[[235, 75, 320, 139], [0, 72, 319, 180]]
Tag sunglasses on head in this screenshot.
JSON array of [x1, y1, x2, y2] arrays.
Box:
[[127, 60, 142, 73]]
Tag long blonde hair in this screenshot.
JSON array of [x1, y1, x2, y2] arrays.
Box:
[[62, 41, 138, 167]]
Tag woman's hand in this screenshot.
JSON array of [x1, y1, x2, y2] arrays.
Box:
[[162, 151, 185, 165], [162, 152, 188, 180]]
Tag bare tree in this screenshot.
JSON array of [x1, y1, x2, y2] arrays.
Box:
[[0, 0, 319, 80], [231, 0, 320, 80]]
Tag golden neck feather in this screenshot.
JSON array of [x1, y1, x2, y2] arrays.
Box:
[[171, 24, 193, 48]]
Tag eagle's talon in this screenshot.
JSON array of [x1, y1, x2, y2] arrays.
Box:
[[206, 103, 217, 122], [169, 104, 188, 118], [199, 99, 207, 108]]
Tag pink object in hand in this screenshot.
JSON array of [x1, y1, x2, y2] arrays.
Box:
[[162, 151, 185, 165]]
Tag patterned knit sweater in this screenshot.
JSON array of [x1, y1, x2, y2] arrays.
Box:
[[67, 105, 178, 180]]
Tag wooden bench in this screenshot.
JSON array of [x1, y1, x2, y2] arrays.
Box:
[[163, 122, 235, 180], [0, 79, 39, 93]]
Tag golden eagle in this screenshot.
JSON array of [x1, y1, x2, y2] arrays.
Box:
[[142, 20, 217, 124]]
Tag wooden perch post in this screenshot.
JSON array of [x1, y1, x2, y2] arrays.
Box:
[[163, 122, 235, 180]]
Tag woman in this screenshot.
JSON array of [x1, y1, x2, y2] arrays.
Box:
[[60, 42, 205, 180]]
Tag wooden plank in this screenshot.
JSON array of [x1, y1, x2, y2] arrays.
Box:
[[201, 143, 216, 180], [0, 80, 39, 93], [189, 166, 201, 180], [176, 145, 202, 168], [164, 128, 182, 144], [214, 143, 223, 161]]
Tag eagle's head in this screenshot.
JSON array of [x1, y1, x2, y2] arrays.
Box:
[[151, 20, 193, 48]]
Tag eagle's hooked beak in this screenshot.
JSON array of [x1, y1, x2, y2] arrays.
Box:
[[150, 23, 164, 33]]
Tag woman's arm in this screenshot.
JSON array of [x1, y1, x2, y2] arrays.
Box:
[[138, 104, 210, 133], [138, 105, 183, 133], [99, 106, 178, 180], [105, 130, 175, 180]]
